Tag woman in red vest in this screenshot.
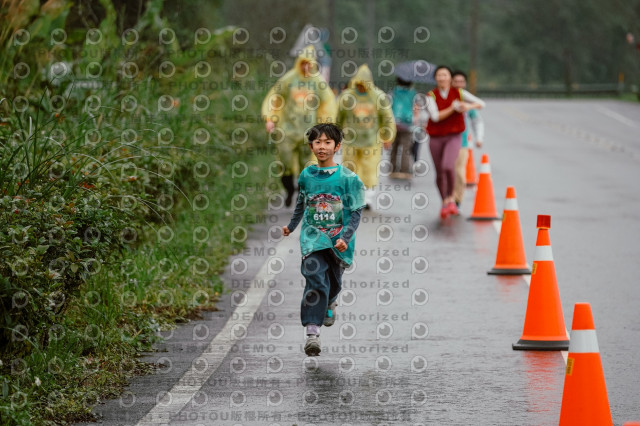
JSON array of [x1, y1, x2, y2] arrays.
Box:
[[425, 66, 485, 219]]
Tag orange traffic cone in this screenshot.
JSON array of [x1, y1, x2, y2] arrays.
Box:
[[513, 215, 569, 350], [559, 303, 612, 425], [465, 148, 478, 186], [468, 154, 500, 220], [488, 187, 531, 275]]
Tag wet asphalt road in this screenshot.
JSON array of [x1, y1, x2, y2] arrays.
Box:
[[80, 99, 640, 425]]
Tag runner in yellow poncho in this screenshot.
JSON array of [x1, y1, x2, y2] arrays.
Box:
[[261, 45, 337, 207], [337, 64, 396, 209]]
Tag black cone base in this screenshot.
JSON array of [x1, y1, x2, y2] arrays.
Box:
[[467, 216, 501, 221], [512, 339, 569, 351], [488, 267, 532, 275]]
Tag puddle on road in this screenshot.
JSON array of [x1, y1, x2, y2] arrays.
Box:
[[471, 221, 497, 255], [521, 351, 565, 419], [494, 275, 527, 304]]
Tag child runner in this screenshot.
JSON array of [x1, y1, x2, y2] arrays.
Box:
[[424, 65, 485, 219], [282, 123, 366, 357], [451, 70, 485, 212]]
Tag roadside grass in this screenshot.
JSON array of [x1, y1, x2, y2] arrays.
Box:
[[617, 92, 640, 103], [1, 149, 276, 425], [0, 41, 276, 426], [0, 3, 281, 422]]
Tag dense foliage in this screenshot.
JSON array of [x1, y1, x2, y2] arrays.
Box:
[[0, 0, 273, 423]]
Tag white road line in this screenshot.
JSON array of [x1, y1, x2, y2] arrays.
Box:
[[136, 234, 297, 425], [596, 106, 638, 128], [490, 220, 568, 363]]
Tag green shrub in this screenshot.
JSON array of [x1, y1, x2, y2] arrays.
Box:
[[0, 1, 277, 423]]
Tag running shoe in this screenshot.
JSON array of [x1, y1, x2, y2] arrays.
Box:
[[440, 205, 449, 219], [323, 300, 338, 327], [304, 335, 321, 356], [448, 202, 459, 216]]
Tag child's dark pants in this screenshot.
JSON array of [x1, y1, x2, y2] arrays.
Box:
[[300, 248, 344, 326]]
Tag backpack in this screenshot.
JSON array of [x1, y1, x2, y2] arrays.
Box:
[[391, 86, 416, 126]]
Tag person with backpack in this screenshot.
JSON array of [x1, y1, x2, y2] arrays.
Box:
[[389, 77, 417, 179]]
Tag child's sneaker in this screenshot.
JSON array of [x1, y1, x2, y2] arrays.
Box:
[[304, 335, 321, 356], [323, 301, 338, 327]]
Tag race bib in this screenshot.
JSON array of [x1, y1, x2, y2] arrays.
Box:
[[307, 193, 343, 237]]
